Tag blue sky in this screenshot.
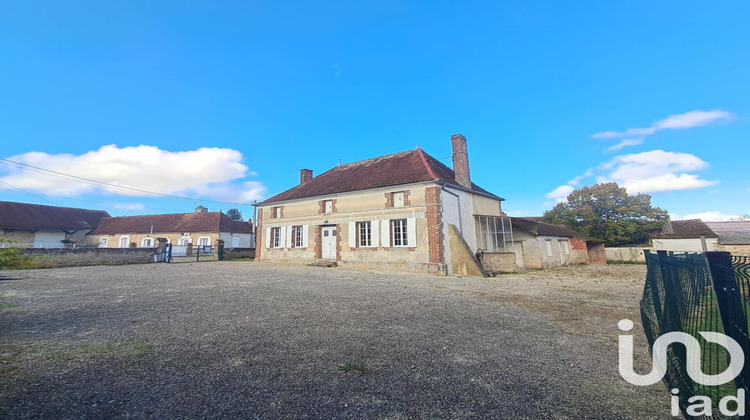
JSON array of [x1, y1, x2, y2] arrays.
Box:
[[1, 1, 748, 221]]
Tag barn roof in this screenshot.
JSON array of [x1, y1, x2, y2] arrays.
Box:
[[0, 201, 110, 231], [90, 212, 254, 235]]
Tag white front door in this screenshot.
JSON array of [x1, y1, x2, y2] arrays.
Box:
[[321, 226, 337, 259]]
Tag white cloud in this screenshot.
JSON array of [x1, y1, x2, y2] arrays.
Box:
[[678, 211, 743, 222], [598, 150, 718, 193], [606, 138, 643, 153], [592, 109, 734, 139], [0, 145, 266, 202], [112, 203, 145, 210], [545, 185, 575, 204]]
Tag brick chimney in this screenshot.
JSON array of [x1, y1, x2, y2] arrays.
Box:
[[300, 169, 313, 185], [451, 134, 471, 189]]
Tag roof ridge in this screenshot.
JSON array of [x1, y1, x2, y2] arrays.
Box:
[[416, 148, 437, 180], [336, 148, 416, 168]]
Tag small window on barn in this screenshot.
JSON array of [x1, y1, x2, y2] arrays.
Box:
[[545, 239, 553, 257]]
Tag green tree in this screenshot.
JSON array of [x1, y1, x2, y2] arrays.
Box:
[[543, 182, 668, 246], [226, 208, 243, 221]]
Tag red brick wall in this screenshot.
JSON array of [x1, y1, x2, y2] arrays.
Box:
[[587, 243, 607, 265], [571, 237, 587, 251], [425, 186, 445, 274]]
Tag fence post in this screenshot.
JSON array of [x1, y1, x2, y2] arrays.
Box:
[[705, 251, 749, 396], [167, 243, 172, 263]]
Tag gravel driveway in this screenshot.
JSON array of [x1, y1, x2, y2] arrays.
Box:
[[0, 262, 668, 419]]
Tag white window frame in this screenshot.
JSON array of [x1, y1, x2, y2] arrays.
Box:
[[358, 221, 372, 247], [292, 226, 304, 248], [392, 219, 408, 247], [99, 237, 109, 248], [324, 200, 333, 213], [141, 238, 153, 248], [178, 237, 191, 246], [119, 236, 130, 248], [197, 236, 211, 246], [545, 239, 553, 257], [561, 240, 570, 255]]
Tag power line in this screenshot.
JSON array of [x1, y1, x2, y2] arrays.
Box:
[[0, 157, 256, 206], [0, 180, 62, 206]]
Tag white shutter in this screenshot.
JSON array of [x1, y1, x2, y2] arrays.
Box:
[[302, 225, 309, 248], [381, 219, 391, 248], [348, 222, 357, 248], [407, 217, 417, 247], [283, 226, 291, 248], [265, 227, 271, 249], [370, 220, 379, 248]]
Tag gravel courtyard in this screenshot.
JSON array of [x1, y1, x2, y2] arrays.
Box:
[[0, 262, 669, 419]]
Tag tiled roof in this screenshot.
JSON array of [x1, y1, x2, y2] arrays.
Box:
[[0, 201, 110, 231], [90, 212, 254, 235], [511, 217, 581, 238], [260, 148, 501, 204], [650, 219, 718, 240], [705, 221, 750, 245]]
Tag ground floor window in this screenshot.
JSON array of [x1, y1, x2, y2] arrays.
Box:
[[474, 216, 513, 252], [197, 237, 211, 246], [358, 221, 372, 247], [292, 226, 304, 247], [99, 237, 109, 248], [392, 219, 408, 247], [141, 238, 153, 247], [271, 227, 281, 248]]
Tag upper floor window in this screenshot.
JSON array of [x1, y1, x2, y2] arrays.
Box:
[[393, 192, 405, 208], [271, 206, 281, 219], [324, 200, 333, 213], [392, 219, 408, 247]]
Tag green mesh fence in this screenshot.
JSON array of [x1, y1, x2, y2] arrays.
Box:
[[641, 251, 749, 419]]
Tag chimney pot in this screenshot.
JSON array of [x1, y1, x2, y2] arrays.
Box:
[[300, 169, 313, 185], [451, 134, 471, 189]]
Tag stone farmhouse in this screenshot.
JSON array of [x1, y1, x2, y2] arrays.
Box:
[[0, 200, 110, 248], [88, 207, 255, 249], [254, 134, 515, 275]]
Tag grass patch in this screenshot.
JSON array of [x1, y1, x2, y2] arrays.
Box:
[[337, 360, 367, 375]]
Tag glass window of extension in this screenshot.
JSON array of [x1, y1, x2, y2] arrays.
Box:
[[358, 221, 371, 247], [392, 219, 408, 247]]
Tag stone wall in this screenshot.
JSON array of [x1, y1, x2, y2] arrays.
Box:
[[481, 252, 517, 273], [224, 248, 256, 260], [21, 248, 157, 268], [605, 247, 648, 263]]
